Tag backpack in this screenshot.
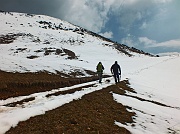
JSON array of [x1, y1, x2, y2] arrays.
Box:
[[97, 63, 104, 72]]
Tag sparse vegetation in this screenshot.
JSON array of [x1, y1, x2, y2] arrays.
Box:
[[0, 68, 135, 134], [0, 70, 98, 99], [27, 55, 39, 59]]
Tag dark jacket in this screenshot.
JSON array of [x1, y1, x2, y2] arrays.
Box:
[[111, 63, 121, 75]]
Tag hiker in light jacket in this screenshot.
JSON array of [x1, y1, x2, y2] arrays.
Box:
[[111, 61, 121, 84], [96, 62, 104, 83]]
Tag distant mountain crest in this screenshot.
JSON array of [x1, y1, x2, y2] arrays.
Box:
[[0, 11, 154, 56], [0, 11, 155, 75]]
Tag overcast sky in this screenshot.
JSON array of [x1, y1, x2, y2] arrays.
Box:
[[0, 0, 180, 54]]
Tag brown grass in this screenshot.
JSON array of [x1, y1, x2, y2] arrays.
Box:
[[0, 70, 101, 99], [0, 70, 135, 134]]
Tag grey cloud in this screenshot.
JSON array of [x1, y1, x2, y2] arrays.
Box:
[[0, 0, 110, 32], [0, 0, 179, 53], [0, 0, 66, 18]]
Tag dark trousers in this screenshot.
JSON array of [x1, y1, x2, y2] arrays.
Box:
[[113, 73, 120, 83], [97, 72, 103, 83]]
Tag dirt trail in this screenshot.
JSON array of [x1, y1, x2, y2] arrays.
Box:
[[0, 70, 136, 133], [6, 81, 135, 134]]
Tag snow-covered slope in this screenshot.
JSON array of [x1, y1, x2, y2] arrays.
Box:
[[115, 55, 180, 134], [0, 12, 180, 134], [0, 11, 153, 76]]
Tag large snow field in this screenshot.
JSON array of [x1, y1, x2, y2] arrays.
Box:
[[0, 12, 180, 134]]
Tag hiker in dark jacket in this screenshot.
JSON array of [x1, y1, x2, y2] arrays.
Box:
[[96, 62, 104, 83], [111, 61, 121, 84]]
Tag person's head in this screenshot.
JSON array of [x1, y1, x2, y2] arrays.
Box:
[[115, 61, 118, 64], [99, 62, 102, 64]]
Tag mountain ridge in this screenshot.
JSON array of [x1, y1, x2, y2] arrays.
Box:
[[0, 11, 155, 76], [0, 11, 154, 56]]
